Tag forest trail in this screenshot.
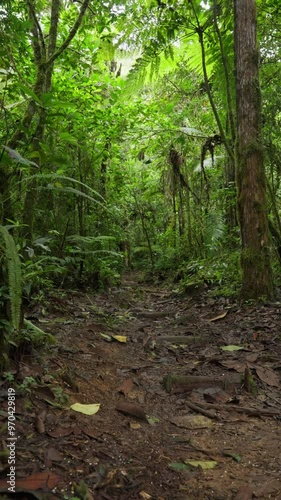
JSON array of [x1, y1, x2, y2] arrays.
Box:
[[1, 272, 281, 499]]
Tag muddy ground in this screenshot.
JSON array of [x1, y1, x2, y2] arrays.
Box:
[[0, 272, 281, 499]]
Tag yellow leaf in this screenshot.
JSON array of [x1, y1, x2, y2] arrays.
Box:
[[112, 335, 127, 343], [130, 422, 141, 430], [139, 492, 152, 500], [208, 312, 227, 322], [185, 460, 217, 469], [70, 403, 100, 415]]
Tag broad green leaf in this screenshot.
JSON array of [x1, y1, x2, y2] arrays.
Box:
[[70, 403, 100, 415], [59, 132, 78, 145], [18, 83, 41, 104]]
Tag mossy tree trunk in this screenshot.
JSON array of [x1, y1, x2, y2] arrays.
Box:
[[234, 0, 272, 299]]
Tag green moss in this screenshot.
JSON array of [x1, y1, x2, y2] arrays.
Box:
[[241, 140, 263, 160]]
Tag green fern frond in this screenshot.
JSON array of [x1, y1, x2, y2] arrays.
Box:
[[0, 226, 22, 330], [68, 249, 122, 258], [22, 174, 105, 201], [204, 212, 225, 251], [67, 235, 116, 244], [39, 186, 106, 210]]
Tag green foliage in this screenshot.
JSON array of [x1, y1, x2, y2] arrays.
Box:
[[3, 373, 38, 394], [52, 386, 69, 406], [22, 319, 55, 347], [178, 251, 241, 297], [0, 226, 22, 330]]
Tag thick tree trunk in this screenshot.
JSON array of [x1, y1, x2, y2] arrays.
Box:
[[234, 0, 272, 299]]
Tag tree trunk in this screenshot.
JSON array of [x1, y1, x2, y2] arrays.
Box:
[[234, 0, 272, 299], [225, 157, 237, 231]]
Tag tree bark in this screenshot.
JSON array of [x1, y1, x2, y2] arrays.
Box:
[[234, 0, 272, 299]]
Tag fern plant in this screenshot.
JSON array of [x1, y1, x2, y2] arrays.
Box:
[[203, 211, 226, 254], [0, 225, 22, 330]]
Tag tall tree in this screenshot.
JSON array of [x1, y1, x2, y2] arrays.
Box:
[[234, 0, 272, 299]]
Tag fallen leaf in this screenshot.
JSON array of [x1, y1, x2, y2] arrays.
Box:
[[46, 447, 64, 462], [220, 360, 246, 373], [222, 451, 241, 462], [130, 422, 141, 429], [246, 353, 259, 363], [47, 426, 74, 438], [118, 378, 134, 395], [208, 312, 227, 322], [170, 415, 213, 429], [70, 403, 100, 415], [203, 388, 231, 404], [112, 335, 127, 343], [81, 428, 103, 441], [220, 345, 245, 351], [185, 460, 217, 469], [35, 415, 45, 434], [99, 333, 112, 342], [139, 491, 152, 499], [147, 416, 159, 425], [256, 367, 279, 387]]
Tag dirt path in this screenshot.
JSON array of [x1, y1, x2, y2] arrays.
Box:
[[1, 272, 281, 499]]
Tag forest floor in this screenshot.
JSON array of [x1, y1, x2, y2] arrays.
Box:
[[1, 272, 281, 500]]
